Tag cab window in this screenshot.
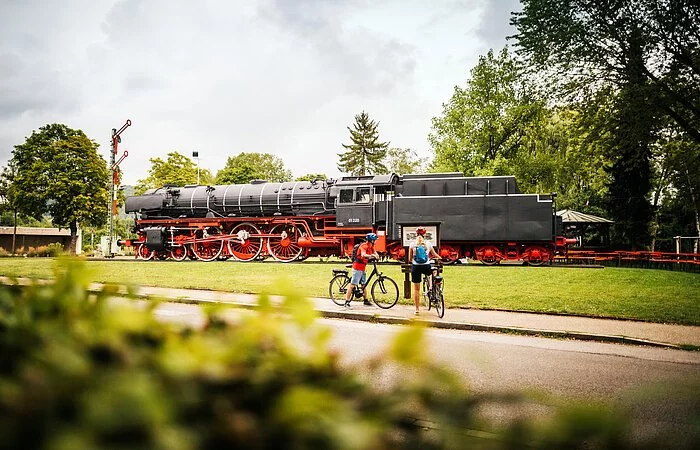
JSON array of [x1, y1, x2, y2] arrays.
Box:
[[339, 189, 354, 204], [356, 187, 371, 204]]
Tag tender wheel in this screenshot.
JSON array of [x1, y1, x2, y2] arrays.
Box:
[[524, 245, 549, 266], [439, 244, 460, 265], [137, 244, 155, 261], [191, 227, 224, 262], [329, 274, 351, 306], [476, 245, 501, 266], [386, 243, 406, 262], [371, 276, 399, 309], [170, 245, 189, 261], [267, 224, 304, 262], [434, 284, 445, 318], [228, 222, 263, 261]]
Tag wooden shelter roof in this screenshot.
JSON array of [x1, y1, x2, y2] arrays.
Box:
[[556, 209, 613, 224]]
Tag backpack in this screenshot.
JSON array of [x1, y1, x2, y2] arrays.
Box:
[[351, 243, 362, 263], [414, 244, 429, 264]]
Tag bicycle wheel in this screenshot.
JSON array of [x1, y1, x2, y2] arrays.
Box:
[[434, 283, 445, 318], [329, 274, 351, 306], [371, 276, 399, 309]]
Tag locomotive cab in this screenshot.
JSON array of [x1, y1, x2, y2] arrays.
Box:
[[335, 185, 373, 227], [333, 174, 398, 229]]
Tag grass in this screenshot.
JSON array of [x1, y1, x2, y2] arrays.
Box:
[[1, 257, 699, 325]]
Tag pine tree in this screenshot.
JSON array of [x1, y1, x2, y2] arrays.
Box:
[[337, 111, 389, 176]]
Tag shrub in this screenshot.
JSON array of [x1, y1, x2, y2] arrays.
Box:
[[22, 242, 64, 257], [0, 258, 648, 449], [45, 242, 65, 257], [25, 245, 45, 257]]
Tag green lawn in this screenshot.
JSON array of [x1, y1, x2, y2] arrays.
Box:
[[1, 258, 699, 325]]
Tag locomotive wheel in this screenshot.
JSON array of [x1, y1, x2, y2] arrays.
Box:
[[191, 227, 224, 262], [524, 245, 549, 266], [267, 224, 304, 262], [170, 245, 189, 261], [228, 222, 263, 261], [137, 244, 155, 261]]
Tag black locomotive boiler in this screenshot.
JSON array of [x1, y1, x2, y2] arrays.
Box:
[[122, 172, 573, 264]]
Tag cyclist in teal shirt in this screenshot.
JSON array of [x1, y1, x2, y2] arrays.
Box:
[[408, 227, 441, 315]]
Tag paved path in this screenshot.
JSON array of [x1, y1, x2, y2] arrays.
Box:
[[118, 284, 700, 349]]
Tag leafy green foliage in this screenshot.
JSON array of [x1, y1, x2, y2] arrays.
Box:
[[295, 173, 328, 182], [429, 47, 545, 177], [9, 124, 110, 254], [512, 0, 700, 143], [136, 152, 214, 193], [650, 127, 700, 251], [384, 148, 428, 175], [337, 111, 389, 176], [215, 152, 292, 185], [0, 163, 21, 227], [0, 259, 645, 449]]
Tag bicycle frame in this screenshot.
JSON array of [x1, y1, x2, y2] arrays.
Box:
[[422, 264, 443, 297], [351, 261, 382, 297]]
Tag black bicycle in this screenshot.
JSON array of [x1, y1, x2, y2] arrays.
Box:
[[423, 263, 445, 318], [329, 260, 399, 309]]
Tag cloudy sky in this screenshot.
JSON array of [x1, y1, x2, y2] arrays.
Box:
[[0, 0, 521, 185]]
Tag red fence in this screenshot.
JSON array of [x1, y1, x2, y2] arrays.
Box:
[[555, 250, 700, 273]]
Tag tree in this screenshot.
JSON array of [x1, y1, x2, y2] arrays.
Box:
[[295, 173, 328, 182], [512, 0, 699, 142], [0, 162, 20, 254], [546, 99, 612, 214], [337, 111, 389, 176], [10, 124, 110, 254], [511, 0, 700, 248], [215, 152, 292, 185], [136, 152, 213, 193], [650, 126, 700, 251], [384, 148, 428, 175], [429, 47, 545, 176]]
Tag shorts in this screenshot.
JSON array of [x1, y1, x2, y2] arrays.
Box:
[[411, 264, 432, 283], [350, 269, 367, 285]]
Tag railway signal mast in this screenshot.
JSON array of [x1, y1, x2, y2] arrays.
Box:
[[107, 119, 131, 258]]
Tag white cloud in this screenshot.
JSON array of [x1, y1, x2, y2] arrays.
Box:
[[0, 0, 521, 185]]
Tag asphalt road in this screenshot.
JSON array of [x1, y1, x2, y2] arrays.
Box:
[[149, 300, 699, 447]]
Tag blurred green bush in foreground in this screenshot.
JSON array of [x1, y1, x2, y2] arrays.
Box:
[[0, 258, 645, 449]]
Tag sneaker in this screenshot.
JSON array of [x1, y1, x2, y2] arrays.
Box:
[[363, 300, 372, 306], [344, 301, 351, 308], [414, 311, 420, 316]]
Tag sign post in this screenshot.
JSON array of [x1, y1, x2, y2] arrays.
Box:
[[398, 222, 441, 299]]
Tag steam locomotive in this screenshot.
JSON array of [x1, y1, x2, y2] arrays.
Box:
[[121, 172, 574, 264]]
